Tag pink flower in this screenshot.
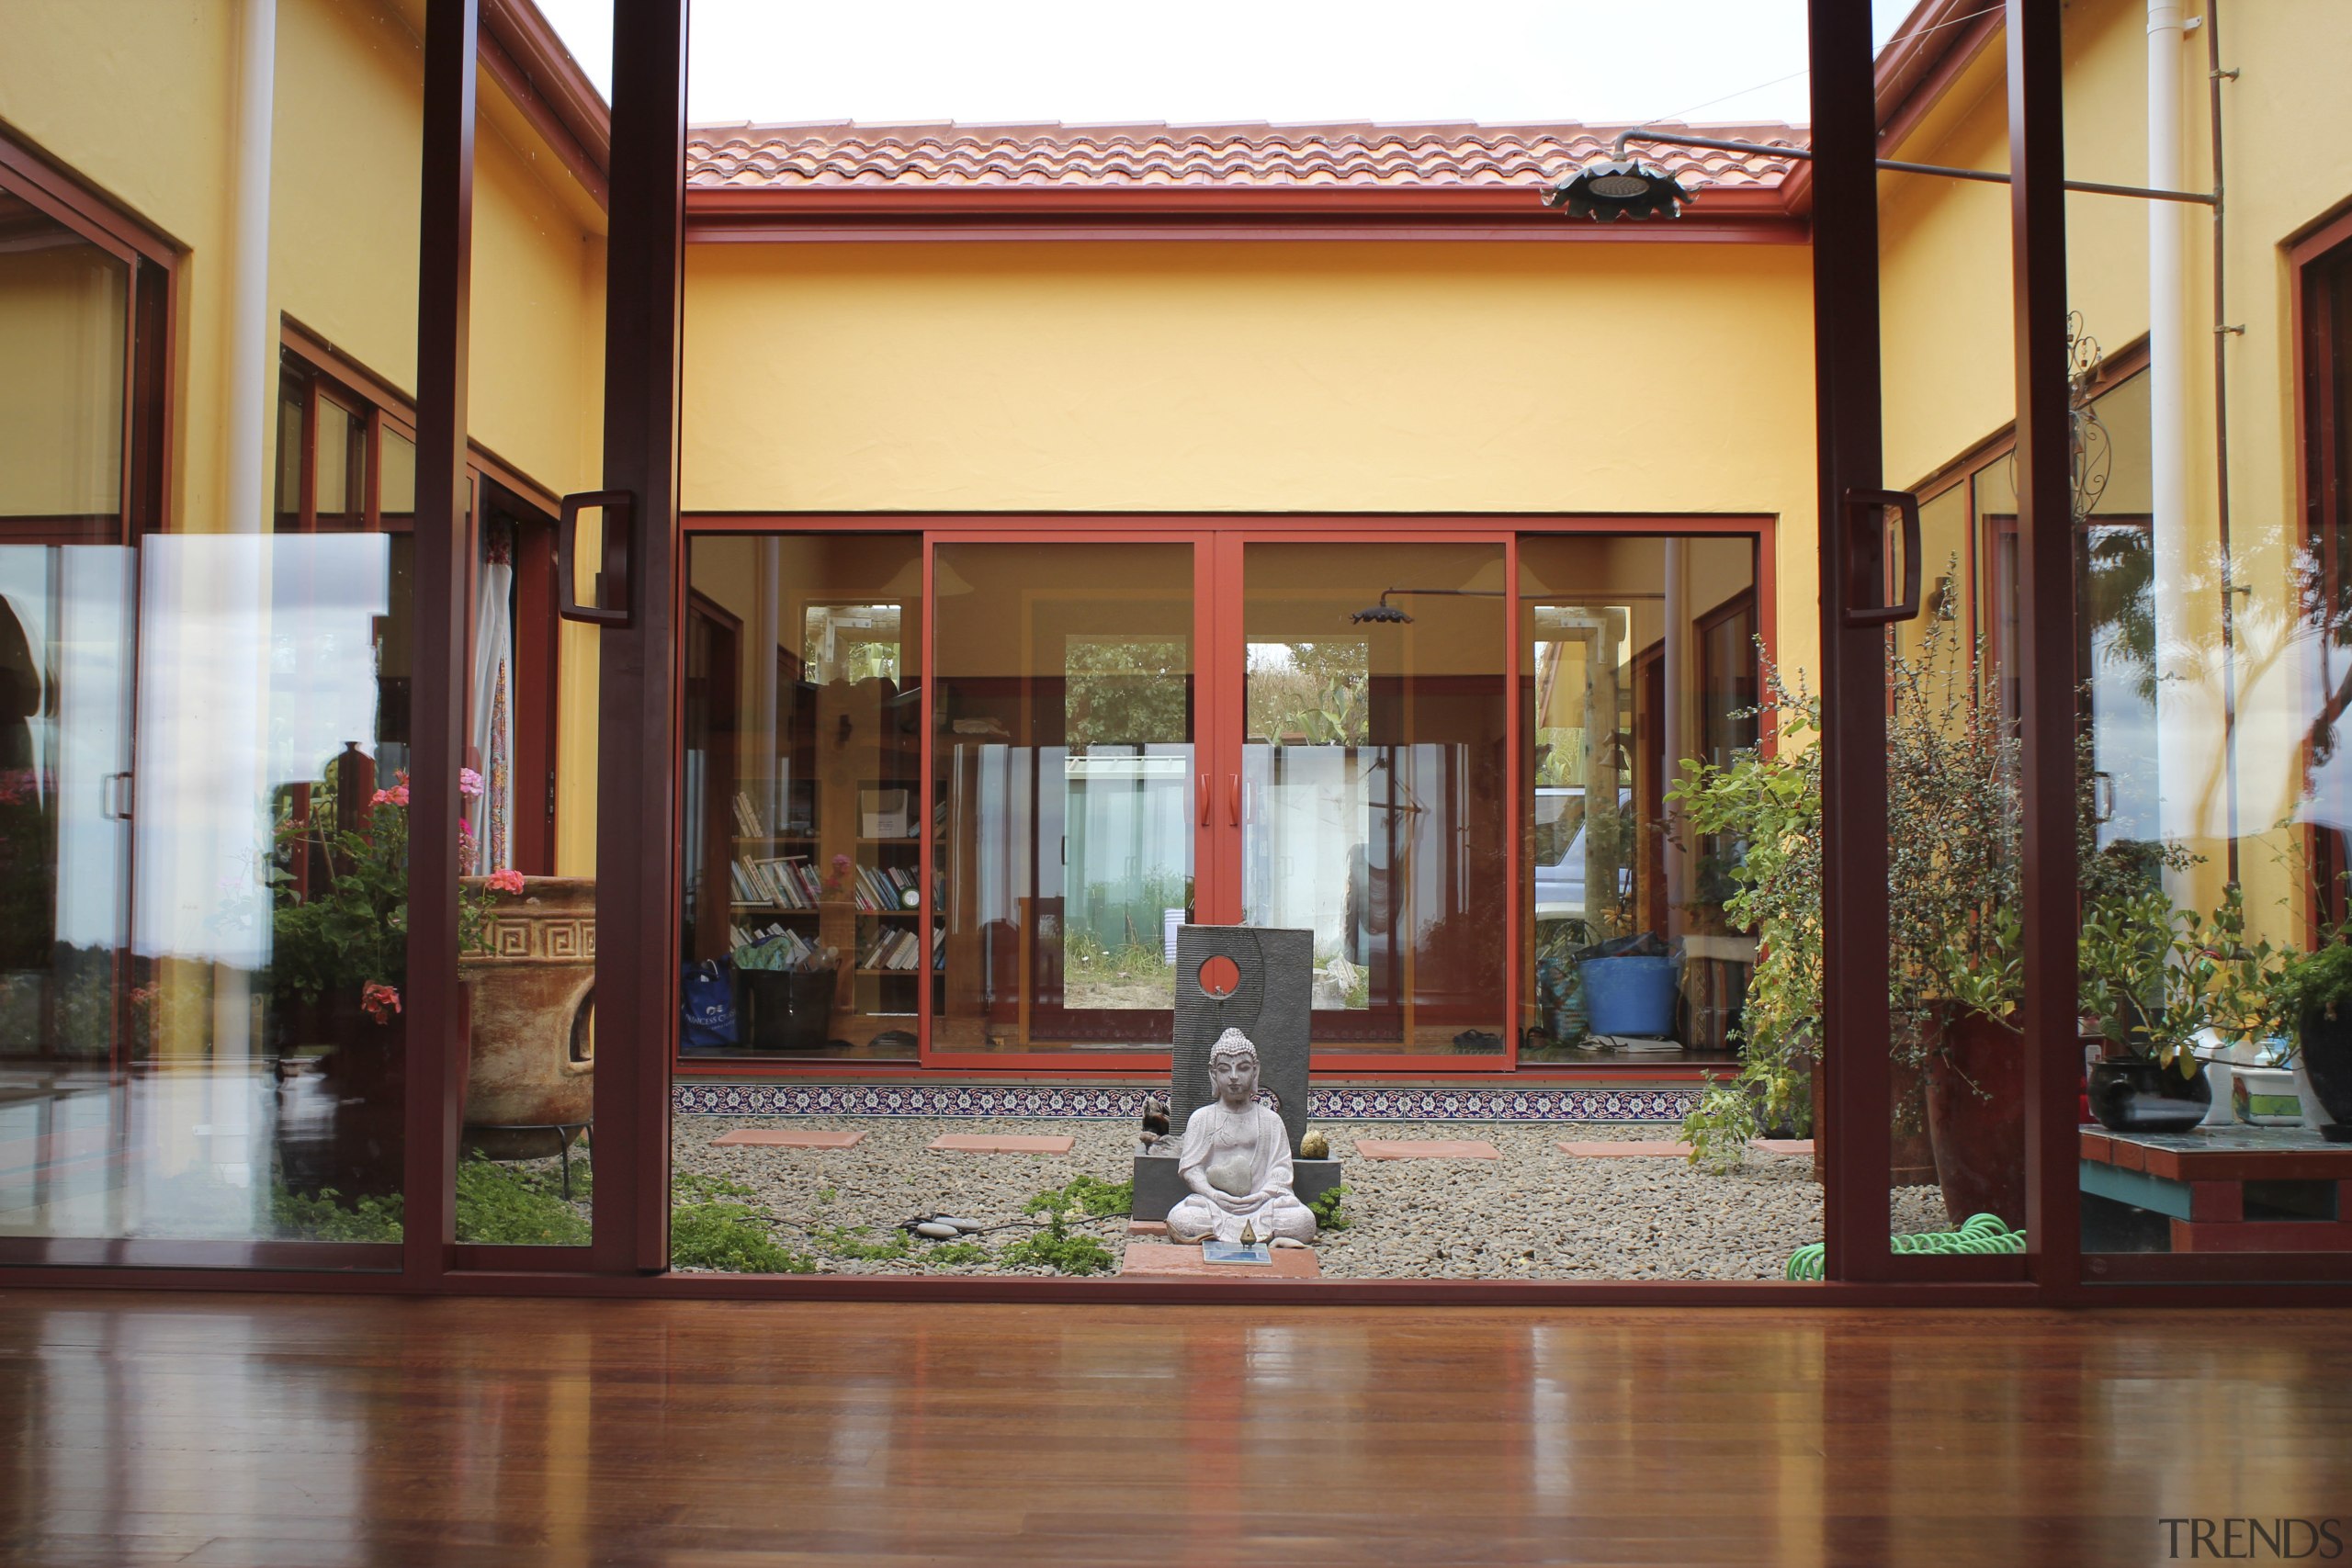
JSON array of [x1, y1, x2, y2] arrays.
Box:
[[458, 768, 484, 799], [359, 981, 401, 1023], [369, 784, 410, 808], [487, 868, 526, 895]]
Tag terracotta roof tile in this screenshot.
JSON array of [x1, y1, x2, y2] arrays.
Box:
[[685, 119, 1806, 192]]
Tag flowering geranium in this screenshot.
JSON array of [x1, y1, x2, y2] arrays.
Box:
[[487, 867, 526, 896], [458, 768, 484, 799], [273, 763, 517, 1016], [359, 981, 401, 1023]]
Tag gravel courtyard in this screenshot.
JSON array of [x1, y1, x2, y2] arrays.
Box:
[[673, 1114, 1949, 1280]]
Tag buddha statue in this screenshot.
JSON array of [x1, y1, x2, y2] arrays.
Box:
[[1165, 1028, 1318, 1247]]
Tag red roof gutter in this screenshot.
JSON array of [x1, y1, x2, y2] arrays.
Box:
[[684, 182, 1802, 243]]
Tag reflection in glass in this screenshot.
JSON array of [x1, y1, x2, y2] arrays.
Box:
[[933, 543, 1193, 1055], [682, 536, 925, 1061], [1518, 536, 1756, 1065], [1244, 542, 1505, 1055]]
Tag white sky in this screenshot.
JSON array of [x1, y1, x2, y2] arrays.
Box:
[[535, 0, 1927, 130]]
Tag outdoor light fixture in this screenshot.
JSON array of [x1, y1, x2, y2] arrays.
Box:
[[1347, 588, 1505, 626], [1543, 157, 1696, 221], [1544, 129, 2219, 224]]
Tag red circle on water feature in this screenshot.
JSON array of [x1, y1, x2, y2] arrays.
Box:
[[1196, 954, 1241, 998]]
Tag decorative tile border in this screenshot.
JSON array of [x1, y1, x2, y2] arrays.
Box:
[[671, 1082, 1697, 1123]]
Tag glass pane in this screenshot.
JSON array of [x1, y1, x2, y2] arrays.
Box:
[[448, 70, 612, 1247], [0, 5, 429, 1262], [1518, 536, 1758, 1067], [679, 534, 923, 1062], [379, 427, 415, 527], [933, 541, 1194, 1055], [0, 191, 127, 542], [313, 397, 365, 527], [1242, 540, 1504, 1056]]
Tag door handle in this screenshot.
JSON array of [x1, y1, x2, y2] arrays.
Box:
[[102, 772, 132, 821], [1841, 488, 1923, 627], [1227, 773, 1240, 828], [556, 489, 632, 626], [2092, 770, 2116, 825], [1198, 773, 1211, 827]]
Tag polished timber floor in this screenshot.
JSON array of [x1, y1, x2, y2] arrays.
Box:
[[1, 1294, 2347, 1566]]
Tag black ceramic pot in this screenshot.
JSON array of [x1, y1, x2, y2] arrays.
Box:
[[2088, 1057, 2211, 1134], [2299, 1003, 2352, 1129]]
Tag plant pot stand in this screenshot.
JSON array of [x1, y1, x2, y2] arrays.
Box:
[[2077, 1126, 2352, 1253]]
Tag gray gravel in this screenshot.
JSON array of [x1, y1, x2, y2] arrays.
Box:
[[673, 1114, 1951, 1280]]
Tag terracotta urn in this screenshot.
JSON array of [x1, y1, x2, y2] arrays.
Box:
[[458, 875, 594, 1159]]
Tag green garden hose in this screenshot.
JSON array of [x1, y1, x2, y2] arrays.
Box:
[[1783, 1213, 2024, 1281]]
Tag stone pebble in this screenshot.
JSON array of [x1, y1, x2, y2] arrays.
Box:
[[671, 1112, 1948, 1280]]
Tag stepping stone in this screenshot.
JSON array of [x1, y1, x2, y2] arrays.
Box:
[[711, 1128, 865, 1149], [1557, 1140, 1693, 1158], [1355, 1138, 1502, 1161], [1749, 1138, 1815, 1156], [1119, 1241, 1319, 1279], [926, 1134, 1075, 1155]]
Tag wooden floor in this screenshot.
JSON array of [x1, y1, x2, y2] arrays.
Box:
[[2, 1293, 2348, 1566]]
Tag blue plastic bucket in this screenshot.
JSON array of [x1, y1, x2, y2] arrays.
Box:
[[1580, 955, 1678, 1038]]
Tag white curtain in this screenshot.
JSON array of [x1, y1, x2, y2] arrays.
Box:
[[469, 540, 514, 873]]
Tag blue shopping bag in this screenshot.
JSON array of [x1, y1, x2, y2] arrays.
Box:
[[680, 959, 740, 1047]]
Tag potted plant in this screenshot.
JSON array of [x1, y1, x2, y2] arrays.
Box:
[[2075, 885, 2218, 1133], [2279, 939, 2352, 1136]]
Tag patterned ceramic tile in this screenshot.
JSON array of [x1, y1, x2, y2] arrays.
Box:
[[671, 1082, 1698, 1123]]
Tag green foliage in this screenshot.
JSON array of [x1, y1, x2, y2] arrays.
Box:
[[1308, 1183, 1351, 1232], [2079, 881, 2290, 1066], [673, 1170, 755, 1201], [268, 766, 506, 1011], [1669, 611, 2023, 1166], [673, 1201, 815, 1273], [1023, 1174, 1133, 1218], [1001, 1207, 1116, 1276], [2281, 941, 2352, 1022], [919, 1240, 989, 1267], [1065, 638, 1191, 746], [272, 1183, 405, 1243], [1247, 640, 1369, 746], [453, 1154, 591, 1246], [811, 1223, 911, 1261]]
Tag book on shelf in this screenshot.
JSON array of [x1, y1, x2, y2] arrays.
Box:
[[853, 863, 923, 912], [731, 790, 764, 839], [747, 854, 820, 910], [854, 924, 942, 972]]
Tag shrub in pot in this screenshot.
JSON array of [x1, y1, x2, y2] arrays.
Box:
[[2280, 941, 2352, 1134]]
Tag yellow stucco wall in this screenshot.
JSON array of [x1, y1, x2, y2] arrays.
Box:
[[682, 237, 1823, 683]]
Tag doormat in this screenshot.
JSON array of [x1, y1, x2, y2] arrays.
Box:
[[672, 1082, 1699, 1123]]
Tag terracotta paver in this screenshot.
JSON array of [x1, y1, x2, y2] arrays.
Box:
[[1749, 1138, 1815, 1156], [1557, 1140, 1694, 1158], [1355, 1138, 1503, 1161], [1118, 1241, 1320, 1279], [1126, 1220, 1169, 1236], [925, 1134, 1076, 1155], [710, 1128, 865, 1149]]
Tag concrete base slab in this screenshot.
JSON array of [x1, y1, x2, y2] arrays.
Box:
[[1119, 1241, 1320, 1279], [1356, 1139, 1502, 1161], [710, 1128, 865, 1149], [1132, 1156, 1341, 1222], [1558, 1140, 1693, 1158], [925, 1134, 1075, 1155]]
